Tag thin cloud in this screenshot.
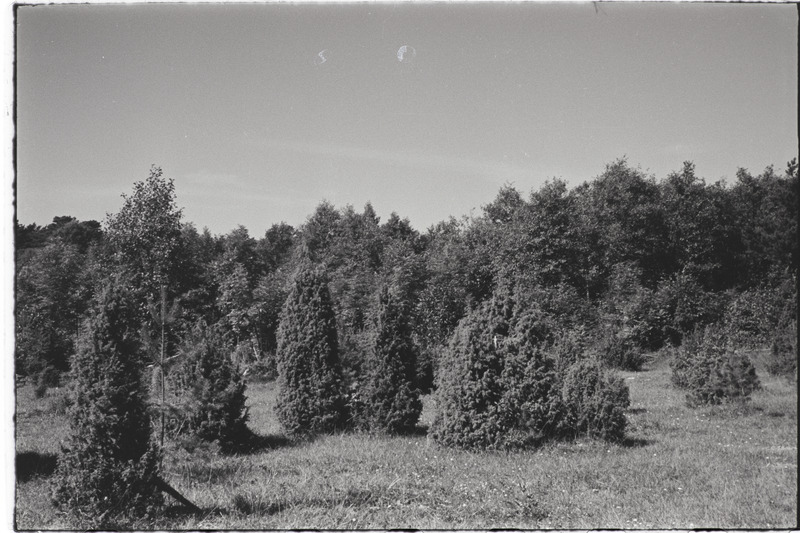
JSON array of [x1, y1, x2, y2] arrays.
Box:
[[178, 170, 308, 209], [179, 171, 243, 188], [660, 143, 708, 156], [257, 139, 534, 183]]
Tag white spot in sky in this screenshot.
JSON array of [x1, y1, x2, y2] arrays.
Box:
[[314, 49, 329, 66], [397, 45, 416, 63]]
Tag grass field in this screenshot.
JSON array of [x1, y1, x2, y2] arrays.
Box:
[[15, 353, 797, 529]]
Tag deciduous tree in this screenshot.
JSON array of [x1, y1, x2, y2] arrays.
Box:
[[104, 166, 184, 319]]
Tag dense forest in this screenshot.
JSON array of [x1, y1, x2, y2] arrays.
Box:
[[16, 158, 797, 387], [15, 158, 798, 522]]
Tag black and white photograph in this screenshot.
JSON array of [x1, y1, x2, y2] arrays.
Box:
[[9, 1, 798, 529]]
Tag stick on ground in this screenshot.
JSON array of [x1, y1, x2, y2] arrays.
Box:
[[155, 476, 202, 514]]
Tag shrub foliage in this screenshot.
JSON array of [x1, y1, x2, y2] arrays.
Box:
[[560, 359, 630, 441], [52, 282, 162, 525], [595, 330, 645, 371], [275, 263, 348, 436], [671, 327, 761, 407], [176, 322, 249, 449], [358, 285, 422, 434], [430, 290, 631, 450], [429, 302, 515, 450]]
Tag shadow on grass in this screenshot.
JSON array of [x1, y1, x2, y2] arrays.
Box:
[[232, 493, 285, 516], [620, 436, 652, 448], [627, 407, 647, 415], [222, 427, 303, 455], [408, 424, 430, 437], [161, 503, 228, 521], [232, 487, 381, 516], [16, 451, 58, 482]]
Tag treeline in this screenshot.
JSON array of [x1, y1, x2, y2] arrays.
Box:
[[16, 158, 797, 391]]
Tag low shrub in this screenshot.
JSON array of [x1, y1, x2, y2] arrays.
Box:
[[431, 292, 630, 449], [226, 340, 278, 383], [514, 282, 598, 342], [177, 322, 249, 450], [669, 335, 697, 390], [601, 262, 670, 351], [671, 327, 761, 407], [595, 331, 645, 371], [560, 358, 630, 442], [244, 353, 278, 383], [664, 274, 729, 338]]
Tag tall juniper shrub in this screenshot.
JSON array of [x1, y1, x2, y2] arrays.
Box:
[[275, 262, 348, 437], [52, 281, 162, 526], [429, 301, 515, 450], [358, 284, 422, 434]]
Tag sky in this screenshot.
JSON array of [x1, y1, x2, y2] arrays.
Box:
[[14, 2, 798, 236]]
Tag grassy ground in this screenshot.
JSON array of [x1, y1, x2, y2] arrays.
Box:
[[15, 354, 797, 529]]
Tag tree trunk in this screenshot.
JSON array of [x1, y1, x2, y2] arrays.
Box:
[[159, 284, 166, 469]]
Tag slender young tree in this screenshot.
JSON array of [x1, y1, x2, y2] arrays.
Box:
[[104, 166, 185, 462], [141, 285, 180, 465]]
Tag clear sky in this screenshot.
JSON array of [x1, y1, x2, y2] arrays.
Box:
[[14, 2, 798, 236]]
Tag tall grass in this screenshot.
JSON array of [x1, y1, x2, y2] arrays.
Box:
[[15, 356, 797, 529]]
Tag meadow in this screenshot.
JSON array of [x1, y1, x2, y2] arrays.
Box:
[[15, 352, 797, 530]]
